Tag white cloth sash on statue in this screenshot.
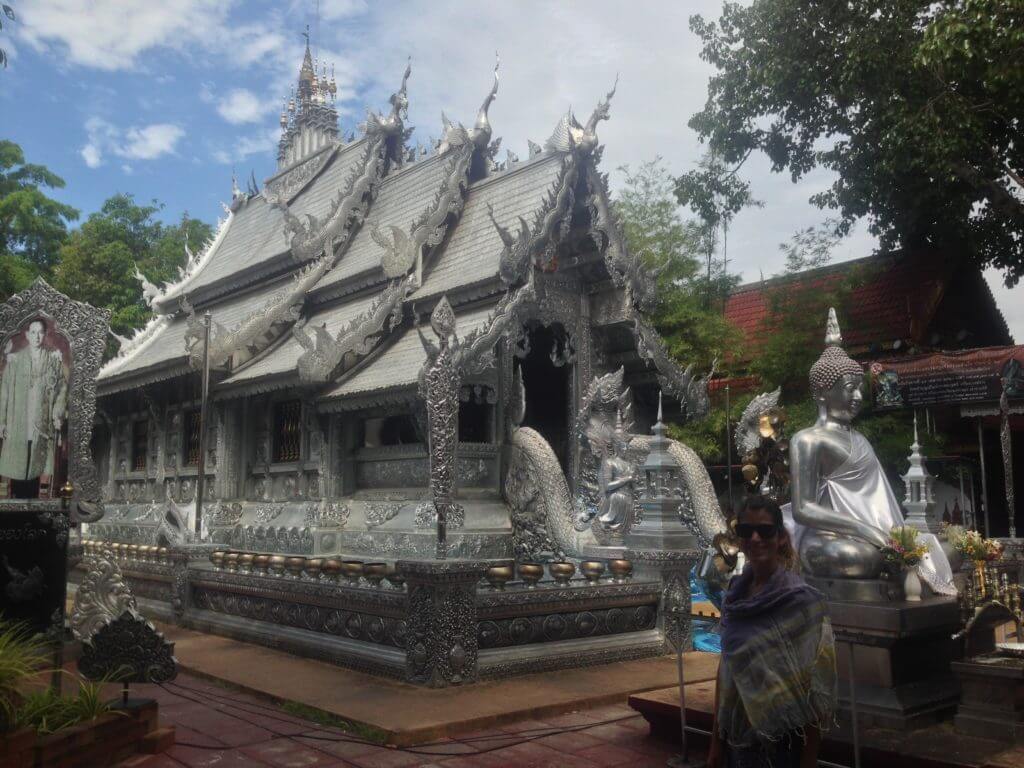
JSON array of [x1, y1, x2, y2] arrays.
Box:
[[782, 430, 956, 596]]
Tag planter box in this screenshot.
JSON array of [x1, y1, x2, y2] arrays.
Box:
[[0, 727, 36, 768], [14, 697, 169, 768]]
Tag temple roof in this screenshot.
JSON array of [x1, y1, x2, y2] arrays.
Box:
[[97, 52, 637, 407], [156, 141, 368, 309], [322, 303, 496, 403], [218, 290, 380, 391], [724, 249, 1011, 359]]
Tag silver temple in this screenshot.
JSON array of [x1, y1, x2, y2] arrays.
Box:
[[75, 42, 731, 685]]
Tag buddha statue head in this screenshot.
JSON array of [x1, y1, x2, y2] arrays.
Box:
[[809, 308, 865, 424]]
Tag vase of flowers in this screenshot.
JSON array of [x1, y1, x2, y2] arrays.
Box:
[[956, 530, 1002, 599], [956, 529, 1003, 563], [882, 525, 929, 602]]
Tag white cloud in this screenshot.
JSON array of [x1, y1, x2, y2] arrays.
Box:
[[216, 88, 268, 124], [121, 124, 185, 160], [211, 128, 280, 165], [80, 117, 184, 167], [16, 0, 228, 70], [80, 144, 101, 168]]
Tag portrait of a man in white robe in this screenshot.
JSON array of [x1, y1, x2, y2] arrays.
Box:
[[0, 317, 69, 498]]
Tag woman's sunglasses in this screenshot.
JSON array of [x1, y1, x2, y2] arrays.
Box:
[[735, 523, 779, 540]]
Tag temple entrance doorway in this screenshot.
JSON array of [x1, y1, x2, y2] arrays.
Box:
[[517, 323, 572, 475]]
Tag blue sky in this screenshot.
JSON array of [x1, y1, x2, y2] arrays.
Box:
[[3, 0, 1020, 338]]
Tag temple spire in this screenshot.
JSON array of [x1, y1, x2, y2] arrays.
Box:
[[277, 26, 339, 169]]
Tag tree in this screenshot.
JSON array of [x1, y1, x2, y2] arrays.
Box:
[[53, 195, 211, 337], [689, 0, 1024, 285], [0, 3, 14, 69], [0, 140, 78, 298], [675, 149, 760, 308], [614, 158, 740, 372]]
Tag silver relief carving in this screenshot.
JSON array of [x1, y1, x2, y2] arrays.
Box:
[[294, 276, 411, 383], [373, 141, 474, 280], [69, 548, 138, 642], [365, 501, 403, 528], [735, 388, 783, 455], [182, 254, 331, 372]]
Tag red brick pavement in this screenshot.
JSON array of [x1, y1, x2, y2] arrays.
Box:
[[118, 673, 689, 768]]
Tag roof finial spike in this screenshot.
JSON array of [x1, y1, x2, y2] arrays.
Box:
[[824, 307, 843, 347], [472, 52, 500, 147], [913, 411, 920, 448], [657, 389, 663, 424]]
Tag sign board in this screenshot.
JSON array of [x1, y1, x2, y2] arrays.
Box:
[[871, 348, 1024, 409]]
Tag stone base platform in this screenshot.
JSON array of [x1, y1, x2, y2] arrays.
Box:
[[829, 596, 962, 730], [953, 655, 1024, 742], [145, 620, 720, 746], [629, 685, 1021, 768]]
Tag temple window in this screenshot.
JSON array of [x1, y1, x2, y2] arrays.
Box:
[[185, 411, 202, 466], [131, 419, 148, 471], [363, 414, 419, 447], [272, 399, 302, 462], [458, 400, 492, 443]]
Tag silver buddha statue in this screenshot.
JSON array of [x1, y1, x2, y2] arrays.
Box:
[[597, 411, 636, 533], [787, 309, 956, 596]]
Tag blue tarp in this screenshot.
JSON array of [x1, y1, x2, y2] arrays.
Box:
[[690, 566, 722, 654]]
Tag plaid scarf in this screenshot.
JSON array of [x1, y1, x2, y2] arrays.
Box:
[[717, 566, 838, 748]]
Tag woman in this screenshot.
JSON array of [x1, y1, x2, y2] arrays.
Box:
[[707, 496, 837, 768]]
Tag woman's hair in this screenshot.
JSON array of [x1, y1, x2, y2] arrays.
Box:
[[737, 495, 798, 571]]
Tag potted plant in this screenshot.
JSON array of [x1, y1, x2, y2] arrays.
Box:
[[881, 526, 929, 601], [0, 622, 49, 768]]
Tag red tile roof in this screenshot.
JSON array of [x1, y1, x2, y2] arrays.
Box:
[[724, 251, 952, 356]]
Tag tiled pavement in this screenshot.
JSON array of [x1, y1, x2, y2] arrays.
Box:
[[119, 673, 690, 768]]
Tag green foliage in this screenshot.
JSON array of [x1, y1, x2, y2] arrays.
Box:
[[668, 391, 756, 464], [748, 222, 869, 398], [15, 678, 115, 735], [0, 622, 48, 731], [614, 158, 741, 373], [674, 149, 760, 310], [0, 4, 15, 70], [0, 140, 78, 289], [689, 0, 1024, 285], [53, 196, 212, 339]]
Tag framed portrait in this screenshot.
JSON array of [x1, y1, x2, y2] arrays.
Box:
[[0, 315, 72, 500]]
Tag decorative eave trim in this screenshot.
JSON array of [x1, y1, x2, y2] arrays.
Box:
[[212, 371, 298, 400], [629, 283, 712, 422], [97, 360, 192, 397], [152, 209, 235, 314], [99, 314, 173, 380], [582, 158, 658, 314], [181, 254, 333, 372], [373, 140, 475, 282], [487, 154, 578, 285], [317, 385, 417, 412], [294, 275, 412, 384]]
